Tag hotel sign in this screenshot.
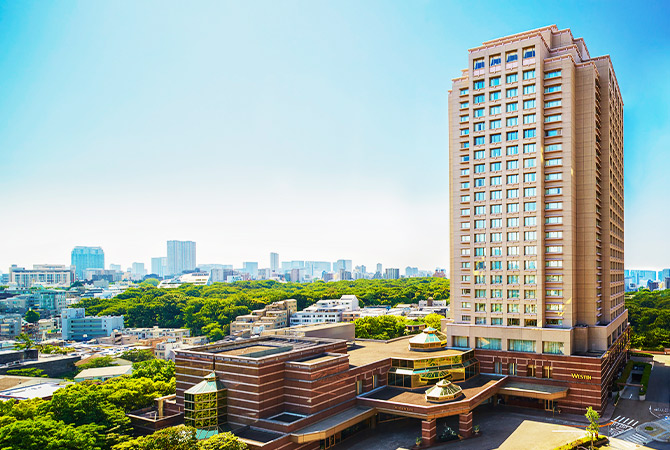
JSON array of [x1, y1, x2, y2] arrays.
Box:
[[571, 373, 592, 380]]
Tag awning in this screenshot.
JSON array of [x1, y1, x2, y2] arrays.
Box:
[[290, 407, 376, 443], [498, 381, 568, 400]]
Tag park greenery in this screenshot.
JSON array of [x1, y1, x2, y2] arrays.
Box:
[[625, 288, 670, 350], [73, 278, 450, 341], [354, 313, 446, 340]]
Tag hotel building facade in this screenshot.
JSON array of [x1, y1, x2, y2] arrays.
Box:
[[446, 25, 627, 413]]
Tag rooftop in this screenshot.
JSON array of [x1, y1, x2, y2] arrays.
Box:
[[74, 365, 133, 380], [347, 336, 466, 367], [0, 382, 67, 400]]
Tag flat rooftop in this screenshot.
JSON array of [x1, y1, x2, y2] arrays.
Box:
[[347, 336, 467, 367], [179, 335, 344, 359]]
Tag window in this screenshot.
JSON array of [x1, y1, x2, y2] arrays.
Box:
[[546, 319, 562, 327], [523, 129, 536, 138], [461, 182, 470, 189], [490, 162, 501, 172], [474, 108, 484, 118], [474, 136, 485, 146], [473, 80, 485, 90], [491, 318, 503, 326], [522, 47, 535, 59], [461, 262, 471, 268], [460, 115, 469, 123], [460, 208, 470, 216], [491, 175, 502, 185], [490, 204, 502, 214], [507, 175, 518, 185], [525, 320, 537, 327], [524, 231, 536, 240], [545, 129, 561, 137], [474, 206, 485, 215], [545, 261, 563, 269], [524, 158, 536, 168], [490, 190, 502, 200], [546, 187, 562, 195], [524, 202, 536, 212], [506, 117, 518, 127], [474, 177, 485, 187], [525, 260, 537, 270], [475, 289, 486, 298], [507, 203, 519, 213], [476, 337, 501, 350], [474, 164, 485, 173], [506, 102, 518, 113], [506, 73, 518, 83], [524, 216, 537, 226], [490, 77, 500, 87], [490, 55, 501, 66], [506, 131, 518, 141], [453, 336, 469, 347], [546, 246, 563, 253], [490, 105, 501, 115], [544, 85, 562, 93], [474, 192, 485, 202], [546, 230, 563, 238], [524, 289, 536, 299], [524, 187, 536, 197], [460, 275, 470, 282], [490, 134, 501, 143], [546, 144, 562, 152], [523, 84, 536, 95], [547, 302, 564, 310], [490, 232, 502, 242], [545, 100, 561, 108], [523, 99, 536, 109], [523, 143, 536, 153], [474, 233, 485, 242], [545, 158, 562, 167], [546, 275, 563, 282], [490, 119, 501, 129], [460, 128, 470, 136], [507, 160, 518, 170], [490, 91, 501, 101], [507, 231, 519, 241], [523, 114, 536, 124], [475, 317, 486, 325], [545, 114, 562, 123], [491, 289, 503, 298], [473, 58, 485, 70], [474, 220, 485, 229], [506, 190, 519, 200], [460, 102, 469, 109], [545, 70, 561, 79], [460, 235, 470, 242], [506, 146, 518, 156], [474, 150, 485, 159], [460, 88, 469, 95], [490, 147, 501, 157], [490, 218, 502, 228], [509, 339, 535, 353], [461, 142, 470, 149], [460, 155, 469, 163], [506, 88, 518, 98], [474, 122, 485, 131], [524, 173, 536, 182], [507, 246, 519, 256], [524, 245, 537, 255], [524, 275, 536, 284], [461, 301, 471, 308], [475, 303, 486, 312], [356, 380, 363, 394], [507, 275, 519, 284], [474, 94, 485, 103], [543, 341, 564, 355], [508, 318, 520, 326], [508, 303, 519, 313], [461, 222, 470, 230], [461, 316, 471, 322], [461, 168, 470, 176], [523, 70, 535, 80], [546, 202, 563, 210]]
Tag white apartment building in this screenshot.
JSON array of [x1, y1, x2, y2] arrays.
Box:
[[289, 295, 360, 326]]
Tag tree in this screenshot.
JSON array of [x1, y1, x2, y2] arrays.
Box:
[[423, 313, 445, 330], [113, 425, 198, 450], [6, 368, 48, 378], [199, 432, 248, 450], [120, 349, 155, 363], [0, 417, 103, 450], [13, 333, 34, 350], [77, 356, 117, 371], [585, 406, 600, 450], [140, 278, 160, 287], [131, 359, 175, 383], [24, 309, 40, 324]]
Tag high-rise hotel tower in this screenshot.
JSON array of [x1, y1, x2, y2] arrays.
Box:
[[446, 26, 627, 413]]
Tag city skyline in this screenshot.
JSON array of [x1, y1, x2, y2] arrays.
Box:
[[1, 1, 669, 272]]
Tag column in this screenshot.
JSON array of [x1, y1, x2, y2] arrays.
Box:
[[421, 419, 437, 446], [459, 412, 473, 438]]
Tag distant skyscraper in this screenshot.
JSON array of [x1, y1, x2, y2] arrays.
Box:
[[384, 268, 400, 280], [376, 263, 383, 274], [167, 240, 196, 276], [242, 262, 259, 278], [151, 257, 167, 277], [109, 264, 122, 272], [131, 262, 146, 280], [334, 260, 353, 272], [270, 252, 279, 272], [71, 246, 105, 280]]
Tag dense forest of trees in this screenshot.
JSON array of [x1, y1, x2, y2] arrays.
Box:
[[74, 278, 450, 340], [626, 289, 670, 350]]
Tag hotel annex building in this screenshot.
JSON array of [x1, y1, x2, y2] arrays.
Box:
[[168, 26, 628, 450]]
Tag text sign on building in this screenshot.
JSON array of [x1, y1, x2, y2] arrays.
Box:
[[571, 373, 592, 380]]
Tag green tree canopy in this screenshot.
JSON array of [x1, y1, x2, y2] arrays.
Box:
[[13, 333, 34, 350], [199, 432, 248, 450], [131, 360, 175, 383], [423, 313, 445, 330], [113, 425, 198, 450], [120, 349, 155, 363], [24, 309, 40, 323], [78, 356, 117, 371]]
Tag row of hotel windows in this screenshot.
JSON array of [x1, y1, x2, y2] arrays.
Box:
[[461, 203, 562, 216], [462, 114, 562, 131], [461, 302, 563, 312], [473, 48, 536, 69], [459, 260, 564, 271], [460, 143, 562, 157], [454, 336, 564, 355], [463, 289, 563, 299], [459, 317, 564, 328], [460, 99, 560, 120], [462, 70, 562, 94], [460, 85, 561, 110], [460, 174, 563, 190], [461, 129, 562, 146], [462, 245, 563, 257], [464, 274, 563, 283], [461, 230, 563, 243], [461, 162, 562, 178]]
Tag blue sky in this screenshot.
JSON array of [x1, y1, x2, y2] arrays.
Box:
[[0, 0, 668, 273]]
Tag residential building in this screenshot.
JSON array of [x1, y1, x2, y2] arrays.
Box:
[[289, 295, 359, 326], [0, 314, 23, 338], [270, 252, 279, 272], [61, 308, 125, 341], [158, 272, 210, 288], [229, 299, 298, 335], [123, 326, 191, 341], [151, 257, 168, 277], [131, 262, 147, 280], [384, 268, 400, 280], [71, 246, 105, 280], [447, 25, 627, 414], [8, 265, 74, 288], [167, 240, 196, 276], [74, 365, 133, 382]]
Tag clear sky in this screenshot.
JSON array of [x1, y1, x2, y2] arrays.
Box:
[[1, 0, 669, 273]]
